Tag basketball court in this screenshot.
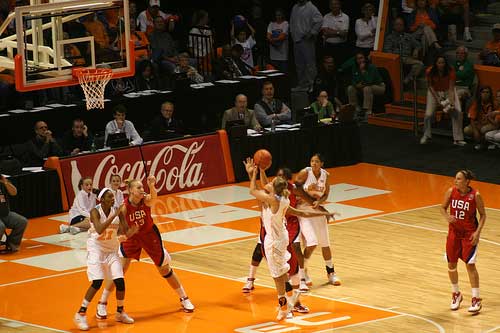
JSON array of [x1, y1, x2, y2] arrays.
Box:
[[1, 163, 500, 332]]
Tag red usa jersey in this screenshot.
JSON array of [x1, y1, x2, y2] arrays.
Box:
[[449, 186, 477, 232], [124, 198, 154, 236]]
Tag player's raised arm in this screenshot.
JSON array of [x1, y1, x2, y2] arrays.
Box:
[[144, 175, 157, 206]]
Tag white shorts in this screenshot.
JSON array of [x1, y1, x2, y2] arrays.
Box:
[[87, 248, 123, 281], [264, 234, 290, 278], [298, 215, 330, 248]]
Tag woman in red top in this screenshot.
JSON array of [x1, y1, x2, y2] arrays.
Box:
[[440, 170, 486, 313], [98, 176, 195, 317], [464, 86, 499, 150], [409, 0, 441, 56], [421, 55, 465, 145]]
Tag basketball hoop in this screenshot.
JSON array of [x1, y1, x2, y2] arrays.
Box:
[[73, 68, 113, 110]]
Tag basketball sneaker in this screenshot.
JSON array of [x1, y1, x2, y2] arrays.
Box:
[[304, 272, 313, 287], [468, 297, 482, 313], [96, 302, 107, 319], [276, 302, 293, 321], [69, 226, 83, 235], [74, 312, 89, 331], [328, 272, 341, 286], [115, 311, 134, 324], [59, 224, 70, 233], [242, 278, 255, 293], [180, 296, 195, 312], [299, 279, 309, 292], [450, 292, 463, 310], [293, 302, 310, 313]]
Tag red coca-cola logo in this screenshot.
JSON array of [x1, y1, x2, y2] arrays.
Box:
[[60, 134, 228, 204]]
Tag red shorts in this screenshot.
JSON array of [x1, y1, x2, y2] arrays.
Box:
[[120, 224, 171, 266], [446, 228, 477, 264]]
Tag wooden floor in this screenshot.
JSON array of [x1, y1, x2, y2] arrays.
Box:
[[1, 163, 500, 332]]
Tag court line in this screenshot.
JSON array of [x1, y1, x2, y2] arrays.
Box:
[[484, 326, 500, 333], [0, 269, 86, 288], [371, 217, 500, 247], [312, 314, 405, 332], [0, 316, 70, 333], [170, 236, 257, 255]]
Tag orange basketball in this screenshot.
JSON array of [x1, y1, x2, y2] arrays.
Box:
[[253, 149, 272, 170]]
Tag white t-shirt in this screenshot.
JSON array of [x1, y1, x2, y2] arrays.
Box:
[[136, 10, 170, 32], [355, 16, 378, 48], [234, 36, 256, 68], [87, 204, 120, 253], [267, 21, 289, 61], [322, 12, 349, 44]]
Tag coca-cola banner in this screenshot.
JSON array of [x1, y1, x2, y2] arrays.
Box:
[[59, 134, 228, 204]]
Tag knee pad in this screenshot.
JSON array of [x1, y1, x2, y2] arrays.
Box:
[[114, 278, 125, 291], [252, 243, 263, 263], [91, 279, 103, 290], [163, 269, 173, 279]]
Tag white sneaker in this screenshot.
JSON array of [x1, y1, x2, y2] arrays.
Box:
[[276, 302, 293, 320], [420, 136, 430, 145], [474, 144, 482, 150], [468, 297, 482, 313], [299, 279, 309, 293], [74, 312, 89, 331], [69, 226, 83, 235], [59, 224, 70, 233], [96, 302, 107, 319], [464, 30, 472, 42], [304, 272, 312, 287], [328, 272, 342, 286], [454, 140, 467, 146], [488, 144, 497, 150], [450, 292, 463, 310], [115, 311, 134, 324], [242, 278, 255, 293], [180, 296, 195, 312]]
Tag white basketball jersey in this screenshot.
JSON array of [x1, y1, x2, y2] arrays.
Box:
[[87, 204, 120, 253], [262, 195, 290, 241], [302, 167, 329, 203]]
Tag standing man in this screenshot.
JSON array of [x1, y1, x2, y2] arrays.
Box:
[[0, 175, 28, 254], [321, 0, 350, 67], [290, 0, 323, 92]]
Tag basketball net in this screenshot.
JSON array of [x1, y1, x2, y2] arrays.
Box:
[[74, 68, 112, 110]]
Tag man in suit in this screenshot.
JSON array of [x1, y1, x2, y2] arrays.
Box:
[[146, 101, 184, 141], [222, 94, 261, 130]]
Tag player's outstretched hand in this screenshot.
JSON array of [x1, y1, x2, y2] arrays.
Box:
[[243, 157, 256, 175], [147, 175, 156, 187]]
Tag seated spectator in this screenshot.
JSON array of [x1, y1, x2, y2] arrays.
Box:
[[59, 176, 96, 235], [61, 119, 92, 156], [420, 55, 465, 145], [310, 90, 337, 120], [104, 105, 143, 146], [480, 24, 500, 67], [174, 53, 204, 84], [485, 90, 500, 148], [0, 175, 28, 254], [347, 53, 386, 121], [355, 3, 378, 55], [149, 16, 179, 74], [231, 18, 257, 69], [267, 8, 289, 73], [63, 33, 86, 66], [145, 101, 184, 141], [254, 81, 292, 127], [383, 17, 424, 86], [230, 44, 252, 75], [321, 0, 350, 66], [222, 94, 261, 130], [312, 55, 340, 103], [214, 44, 249, 79], [81, 13, 114, 61], [453, 46, 475, 102], [21, 121, 63, 166], [433, 0, 472, 42], [408, 0, 441, 57], [137, 0, 174, 35], [401, 0, 416, 24], [135, 60, 161, 91], [464, 86, 499, 150], [128, 18, 151, 64]]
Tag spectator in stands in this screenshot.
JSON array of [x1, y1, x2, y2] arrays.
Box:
[[150, 16, 179, 74], [355, 2, 378, 56], [82, 13, 114, 61], [453, 45, 475, 103], [135, 60, 161, 91], [464, 86, 499, 150], [61, 119, 92, 156], [480, 24, 500, 67], [21, 121, 63, 166], [137, 0, 174, 35], [401, 0, 416, 24], [421, 55, 465, 145], [310, 90, 337, 121], [128, 18, 151, 64], [174, 53, 204, 84], [347, 52, 386, 122], [322, 0, 350, 66], [383, 17, 423, 86], [290, 0, 323, 92], [63, 33, 86, 66], [408, 0, 441, 57], [312, 55, 340, 103], [222, 94, 261, 130], [267, 9, 289, 73], [188, 10, 214, 69], [104, 105, 143, 147], [0, 175, 28, 254], [254, 81, 292, 127], [146, 101, 184, 141], [485, 90, 500, 149], [433, 0, 472, 42], [214, 44, 248, 79], [231, 19, 257, 70]]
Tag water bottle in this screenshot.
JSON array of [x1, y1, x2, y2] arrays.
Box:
[[90, 140, 96, 152], [271, 117, 276, 133]]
